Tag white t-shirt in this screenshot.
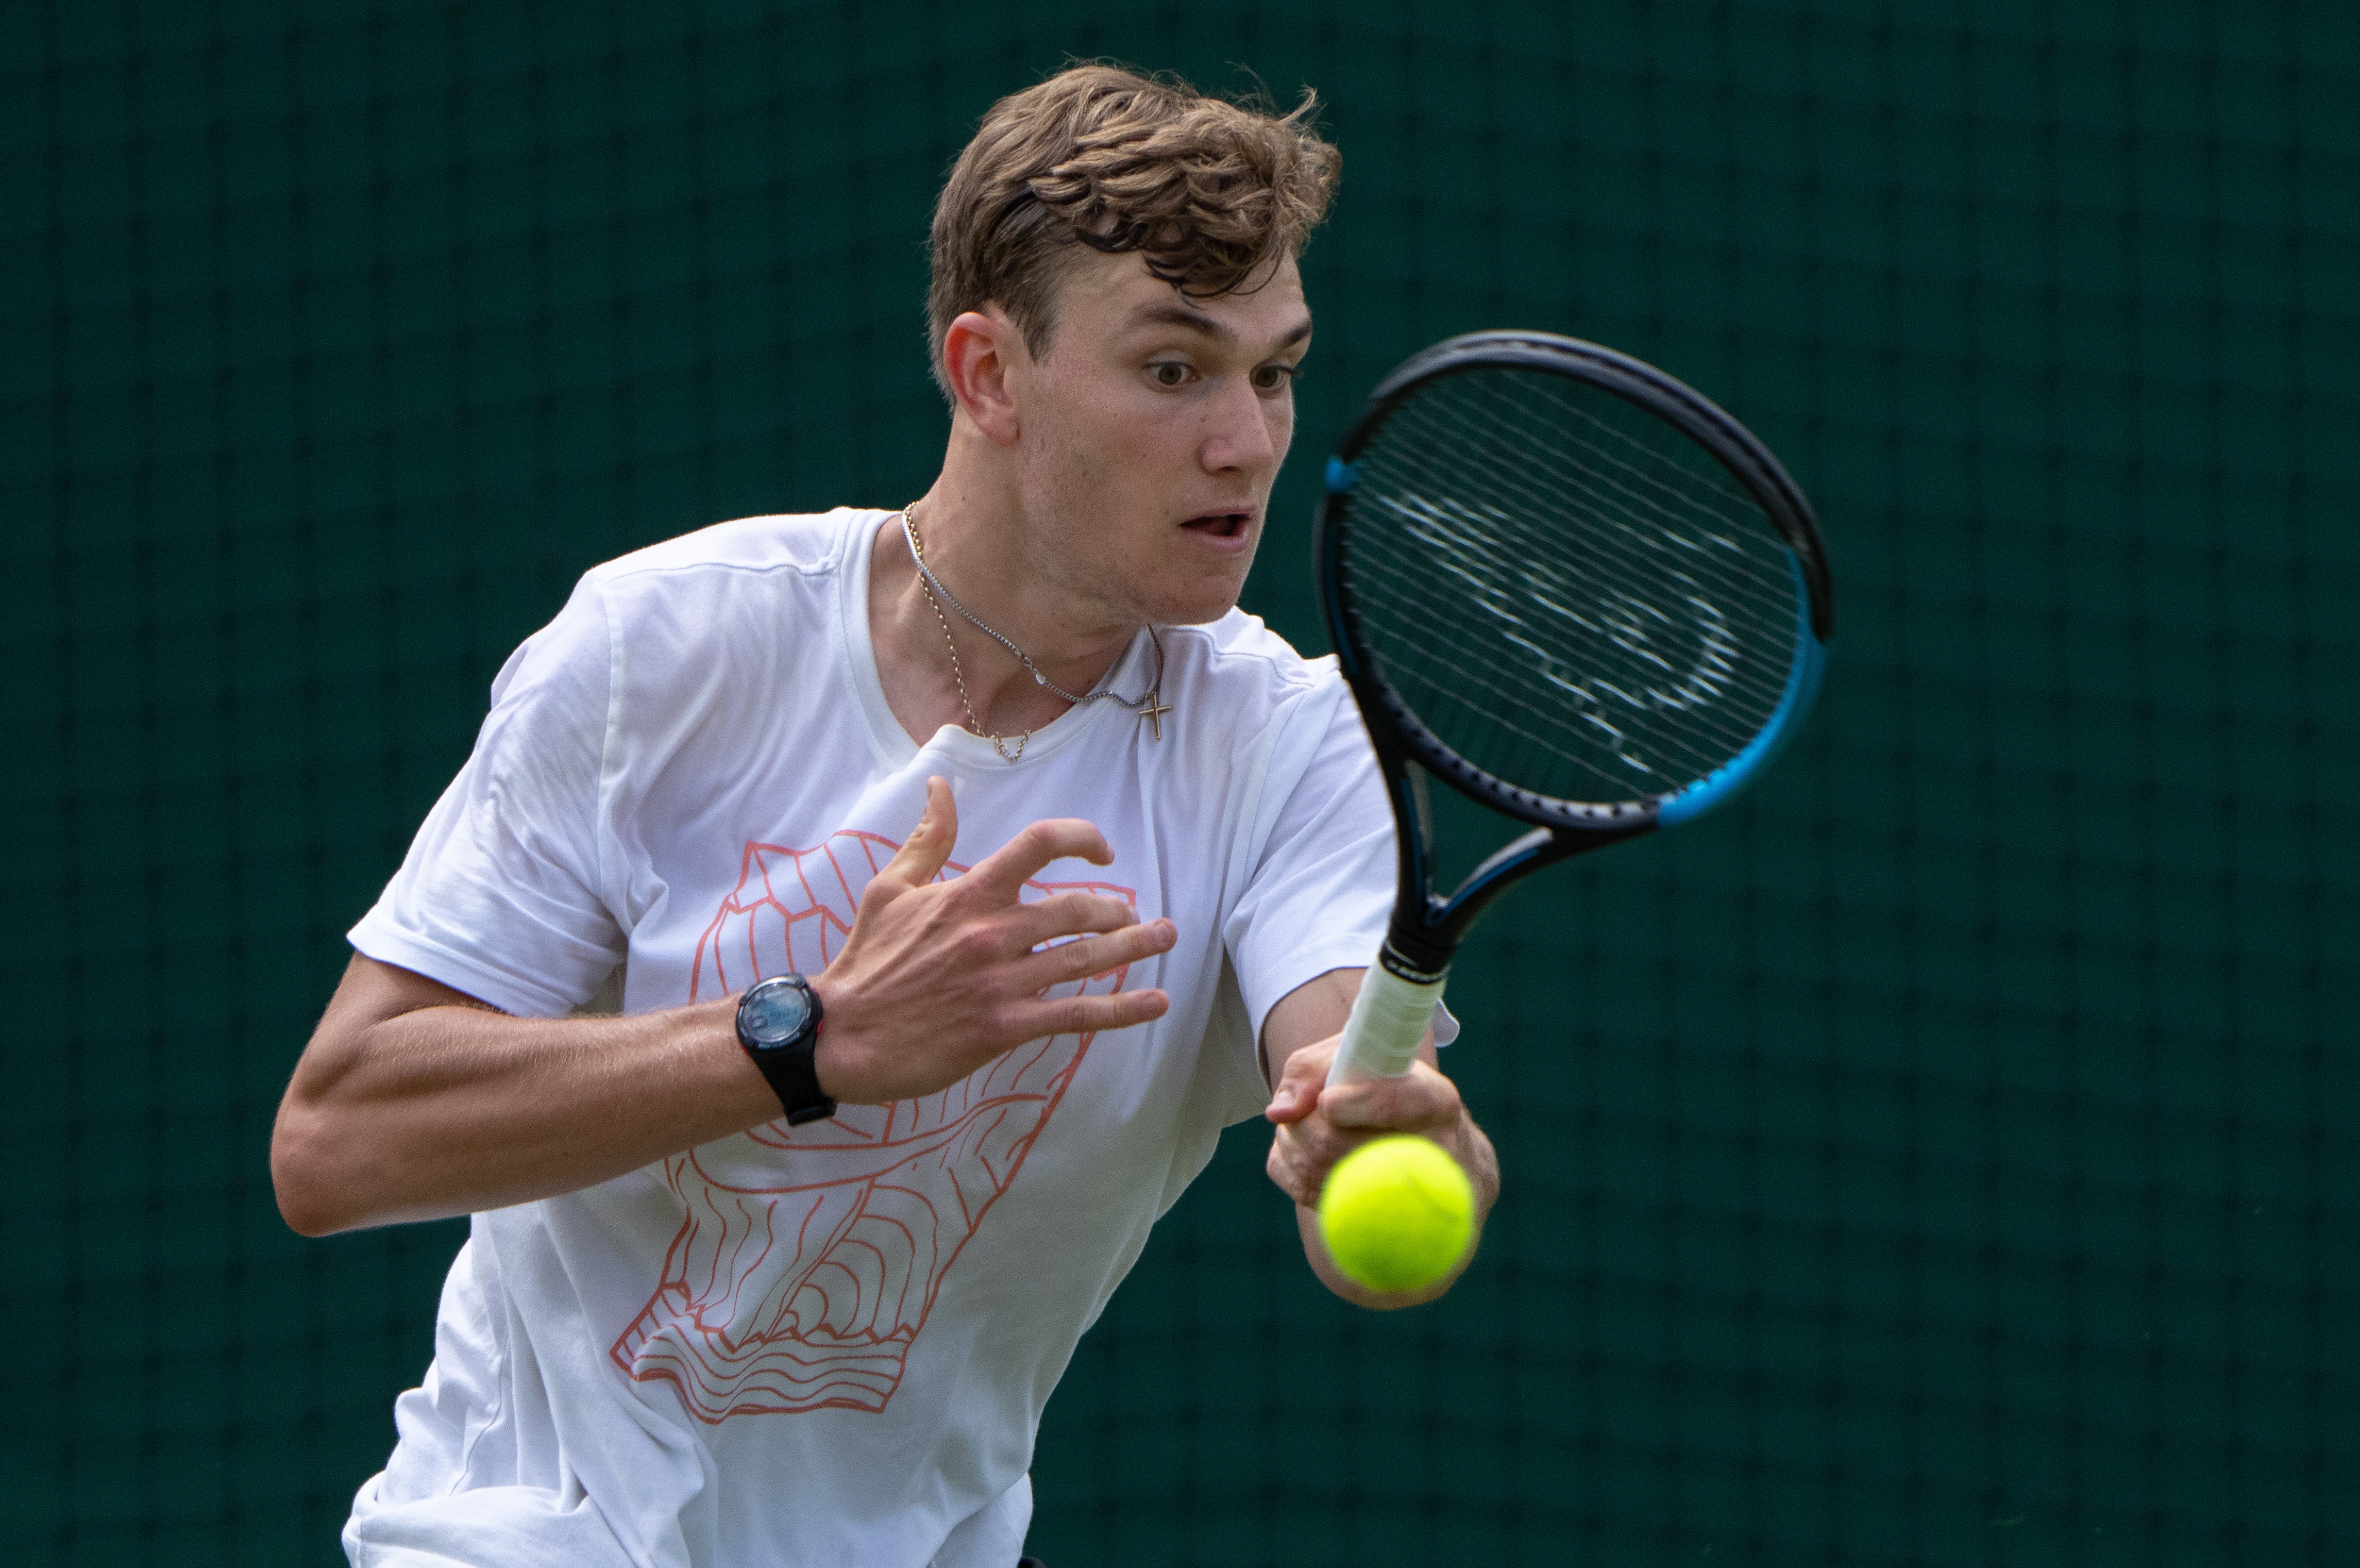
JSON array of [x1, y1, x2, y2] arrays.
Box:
[[341, 510, 1399, 1568]]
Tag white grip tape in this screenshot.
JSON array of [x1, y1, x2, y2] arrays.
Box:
[[1327, 962, 1449, 1086]]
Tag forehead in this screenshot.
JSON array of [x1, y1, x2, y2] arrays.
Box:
[[1051, 249, 1310, 349]]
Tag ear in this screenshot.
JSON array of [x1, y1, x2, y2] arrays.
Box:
[[941, 307, 1026, 447]]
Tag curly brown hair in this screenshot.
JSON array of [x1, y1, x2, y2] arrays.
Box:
[[927, 63, 1340, 396]]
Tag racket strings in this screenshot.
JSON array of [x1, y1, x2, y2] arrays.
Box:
[[1350, 466, 1790, 791], [1375, 385, 1799, 651], [1507, 381, 1804, 621], [1351, 540, 1772, 794], [1385, 375, 1798, 632], [1345, 366, 1802, 805], [1351, 565, 1768, 792], [1349, 485, 1790, 791]]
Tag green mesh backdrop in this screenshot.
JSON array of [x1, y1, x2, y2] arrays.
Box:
[[5, 1, 2356, 1563]]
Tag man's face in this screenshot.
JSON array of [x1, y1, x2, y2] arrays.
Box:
[[1006, 249, 1311, 629]]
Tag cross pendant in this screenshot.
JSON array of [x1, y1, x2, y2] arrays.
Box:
[[1138, 692, 1172, 741]]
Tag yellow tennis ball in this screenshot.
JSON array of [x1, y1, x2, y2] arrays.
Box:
[[1317, 1134, 1476, 1294]]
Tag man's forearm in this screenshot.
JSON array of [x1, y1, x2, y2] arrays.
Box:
[[271, 954, 775, 1236], [274, 791, 1177, 1237]]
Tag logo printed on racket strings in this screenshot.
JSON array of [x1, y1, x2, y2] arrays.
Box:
[[1376, 493, 1748, 777]]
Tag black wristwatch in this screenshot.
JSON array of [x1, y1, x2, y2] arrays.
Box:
[[734, 974, 836, 1125]]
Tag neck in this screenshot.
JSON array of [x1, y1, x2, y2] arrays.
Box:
[[868, 484, 1146, 747]]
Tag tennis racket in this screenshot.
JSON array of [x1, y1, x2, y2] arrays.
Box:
[[1319, 331, 1835, 1085]]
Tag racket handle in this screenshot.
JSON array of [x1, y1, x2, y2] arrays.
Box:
[[1327, 962, 1449, 1086]]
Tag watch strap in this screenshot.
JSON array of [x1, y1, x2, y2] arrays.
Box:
[[736, 976, 836, 1126], [752, 1035, 836, 1126]]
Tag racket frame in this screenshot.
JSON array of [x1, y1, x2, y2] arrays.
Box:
[[1317, 331, 1835, 985]]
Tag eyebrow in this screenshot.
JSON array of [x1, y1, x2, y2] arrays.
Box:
[[1134, 301, 1314, 351]]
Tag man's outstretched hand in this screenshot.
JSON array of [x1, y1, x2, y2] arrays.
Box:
[[1259, 975, 1501, 1307], [1263, 1036, 1490, 1211], [809, 776, 1177, 1105]]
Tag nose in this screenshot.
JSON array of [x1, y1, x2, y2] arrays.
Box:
[[1200, 376, 1281, 475]]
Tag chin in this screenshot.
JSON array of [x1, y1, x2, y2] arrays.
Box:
[[1147, 545, 1259, 627], [1149, 573, 1253, 628]]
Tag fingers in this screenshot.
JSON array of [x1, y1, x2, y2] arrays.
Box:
[[1264, 1116, 1365, 1208], [1266, 1130, 1324, 1209], [1321, 1064, 1464, 1134], [1264, 1056, 1468, 1209], [877, 777, 959, 892], [1263, 1036, 1335, 1126], [1006, 889, 1143, 947], [1011, 919, 1176, 990], [1000, 984, 1170, 1039], [1265, 1111, 1392, 1209], [964, 818, 1113, 902]]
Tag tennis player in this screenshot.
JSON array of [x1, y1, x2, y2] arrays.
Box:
[[273, 63, 1500, 1568]]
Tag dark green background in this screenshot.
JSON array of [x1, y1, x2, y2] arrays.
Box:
[[4, 1, 2355, 1563]]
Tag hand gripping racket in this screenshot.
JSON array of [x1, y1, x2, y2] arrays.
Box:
[[1320, 332, 1835, 1085]]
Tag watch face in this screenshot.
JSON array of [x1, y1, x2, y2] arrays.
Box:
[[740, 978, 813, 1047]]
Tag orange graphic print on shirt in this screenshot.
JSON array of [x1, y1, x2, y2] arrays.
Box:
[[609, 829, 1133, 1423]]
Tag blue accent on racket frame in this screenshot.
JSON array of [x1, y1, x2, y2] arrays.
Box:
[[1658, 557, 1829, 827], [1325, 456, 1361, 493]]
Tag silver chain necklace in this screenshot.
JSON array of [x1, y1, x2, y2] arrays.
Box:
[[902, 504, 1171, 763]]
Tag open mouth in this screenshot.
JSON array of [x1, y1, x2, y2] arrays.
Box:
[[1181, 511, 1253, 540]]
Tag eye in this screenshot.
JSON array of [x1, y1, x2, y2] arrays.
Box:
[[1251, 363, 1301, 393], [1149, 361, 1193, 389]]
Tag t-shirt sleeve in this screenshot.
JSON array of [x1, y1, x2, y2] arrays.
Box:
[[348, 576, 626, 1017], [1221, 684, 1396, 1050]]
